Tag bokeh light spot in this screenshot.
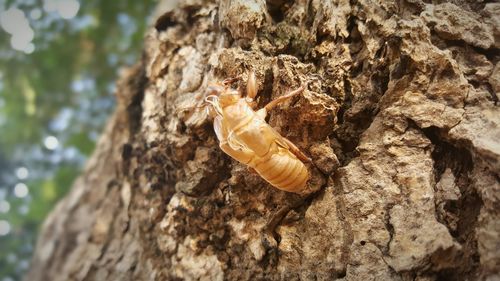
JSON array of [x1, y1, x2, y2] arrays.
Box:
[[0, 220, 11, 236], [18, 260, 30, 271], [29, 9, 42, 20], [0, 8, 25, 34], [1, 7, 35, 52], [15, 167, 29, 180], [6, 254, 16, 264], [14, 183, 29, 198], [0, 201, 10, 213], [43, 0, 58, 12], [44, 136, 59, 150], [24, 42, 35, 54], [57, 0, 80, 19]]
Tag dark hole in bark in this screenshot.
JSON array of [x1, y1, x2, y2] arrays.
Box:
[[422, 126, 473, 179], [126, 65, 147, 135], [122, 143, 133, 160], [336, 77, 353, 125], [155, 12, 177, 31], [344, 16, 357, 44], [391, 54, 411, 80], [266, 0, 293, 23], [372, 66, 390, 96], [422, 125, 482, 279], [485, 83, 499, 105]]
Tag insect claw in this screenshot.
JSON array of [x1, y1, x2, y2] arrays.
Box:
[[247, 166, 258, 175], [222, 75, 241, 86]]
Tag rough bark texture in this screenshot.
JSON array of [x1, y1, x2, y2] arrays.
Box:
[[27, 0, 499, 280]]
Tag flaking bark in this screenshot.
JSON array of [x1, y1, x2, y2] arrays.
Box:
[[27, 0, 499, 280]]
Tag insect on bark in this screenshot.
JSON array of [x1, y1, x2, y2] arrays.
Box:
[[203, 71, 311, 193]]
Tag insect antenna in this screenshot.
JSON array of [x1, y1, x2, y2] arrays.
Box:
[[174, 103, 206, 114], [174, 88, 217, 114], [204, 95, 223, 116]]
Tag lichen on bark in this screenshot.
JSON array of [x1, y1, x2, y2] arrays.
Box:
[[27, 0, 499, 280]]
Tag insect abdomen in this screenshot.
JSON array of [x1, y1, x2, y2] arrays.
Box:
[[254, 149, 309, 192]]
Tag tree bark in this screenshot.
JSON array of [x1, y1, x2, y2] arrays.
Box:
[[27, 0, 500, 280]]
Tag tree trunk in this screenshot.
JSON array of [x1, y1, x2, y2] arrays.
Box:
[[27, 0, 499, 280]]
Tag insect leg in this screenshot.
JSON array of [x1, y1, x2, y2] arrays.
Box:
[[263, 195, 312, 244], [264, 85, 304, 111], [255, 108, 267, 119], [280, 136, 312, 163]]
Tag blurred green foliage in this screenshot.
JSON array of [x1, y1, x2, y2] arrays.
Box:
[[0, 1, 157, 280]]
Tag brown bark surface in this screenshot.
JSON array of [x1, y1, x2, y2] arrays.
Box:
[[27, 0, 499, 280]]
